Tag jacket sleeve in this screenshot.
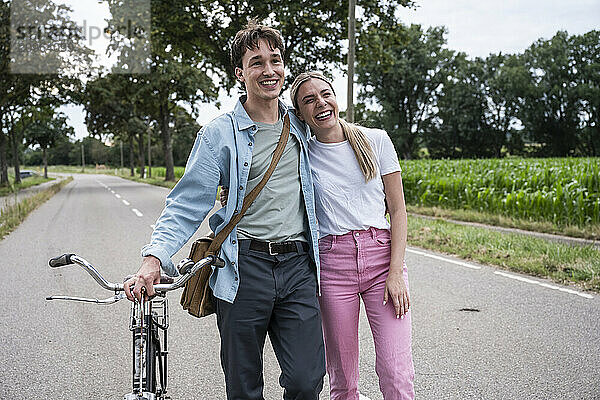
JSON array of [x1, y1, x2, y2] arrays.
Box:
[[141, 126, 222, 275]]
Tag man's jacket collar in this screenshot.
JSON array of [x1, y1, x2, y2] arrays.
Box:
[[232, 95, 290, 132]]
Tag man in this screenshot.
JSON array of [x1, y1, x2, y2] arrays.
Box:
[[124, 21, 325, 399]]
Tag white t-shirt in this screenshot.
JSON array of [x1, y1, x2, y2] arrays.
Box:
[[308, 127, 401, 238]]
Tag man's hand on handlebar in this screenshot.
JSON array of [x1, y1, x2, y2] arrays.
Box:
[[124, 255, 161, 302]]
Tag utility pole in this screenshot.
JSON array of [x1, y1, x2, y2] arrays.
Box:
[[120, 141, 124, 171], [147, 126, 152, 178], [81, 143, 85, 172], [347, 0, 356, 123]]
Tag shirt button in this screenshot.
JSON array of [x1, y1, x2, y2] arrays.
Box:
[[232, 240, 236, 244], [244, 162, 248, 166], [239, 186, 243, 191], [235, 276, 238, 281], [231, 261, 236, 266], [248, 142, 252, 146]]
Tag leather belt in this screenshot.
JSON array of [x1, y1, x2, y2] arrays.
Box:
[[249, 240, 308, 255]]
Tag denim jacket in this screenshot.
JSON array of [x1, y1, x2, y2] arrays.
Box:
[[141, 97, 320, 303]]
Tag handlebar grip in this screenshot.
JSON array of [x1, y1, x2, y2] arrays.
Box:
[[177, 255, 226, 275], [48, 254, 74, 268]]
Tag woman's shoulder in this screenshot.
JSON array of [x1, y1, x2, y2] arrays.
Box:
[[358, 125, 388, 140], [354, 125, 391, 150]]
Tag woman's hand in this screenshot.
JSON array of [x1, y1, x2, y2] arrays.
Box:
[[384, 268, 410, 319]]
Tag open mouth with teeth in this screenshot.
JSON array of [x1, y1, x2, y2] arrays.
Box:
[[260, 79, 279, 88], [315, 110, 333, 121]]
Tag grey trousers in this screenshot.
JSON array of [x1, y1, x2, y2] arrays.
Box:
[[215, 240, 325, 400]]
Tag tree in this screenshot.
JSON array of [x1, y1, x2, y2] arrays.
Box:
[[94, 0, 414, 179], [84, 74, 149, 177], [572, 30, 600, 156], [23, 105, 73, 178], [357, 23, 454, 158], [479, 53, 528, 156], [104, 0, 218, 181], [427, 54, 491, 158], [160, 0, 413, 89], [0, 0, 10, 184], [1, 0, 91, 184], [429, 54, 526, 159], [171, 106, 201, 166], [519, 31, 582, 156], [46, 133, 75, 165]]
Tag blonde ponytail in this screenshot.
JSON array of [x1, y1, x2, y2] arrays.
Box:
[[339, 119, 377, 182]]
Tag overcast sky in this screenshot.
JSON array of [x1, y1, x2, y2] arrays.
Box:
[[59, 0, 600, 139]]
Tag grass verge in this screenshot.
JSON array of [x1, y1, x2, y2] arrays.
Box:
[[115, 172, 177, 189], [407, 205, 600, 241], [408, 215, 600, 292], [0, 177, 73, 240]]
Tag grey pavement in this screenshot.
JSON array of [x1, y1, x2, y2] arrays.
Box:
[[0, 174, 598, 400]]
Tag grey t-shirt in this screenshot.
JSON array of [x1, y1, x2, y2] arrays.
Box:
[[236, 118, 308, 242]]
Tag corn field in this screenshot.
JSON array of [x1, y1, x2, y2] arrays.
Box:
[[401, 158, 600, 227]]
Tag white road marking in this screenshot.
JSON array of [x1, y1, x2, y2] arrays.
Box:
[[407, 248, 592, 299], [132, 209, 143, 217], [122, 200, 130, 206], [406, 248, 482, 270], [115, 194, 121, 199], [110, 190, 115, 194], [494, 271, 593, 299]]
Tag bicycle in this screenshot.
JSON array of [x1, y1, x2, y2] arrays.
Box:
[[46, 253, 223, 400]]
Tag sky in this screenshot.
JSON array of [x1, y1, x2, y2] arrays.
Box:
[[58, 0, 600, 139]]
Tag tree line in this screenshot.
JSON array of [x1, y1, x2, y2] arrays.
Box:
[[356, 21, 599, 159], [3, 0, 413, 182], [2, 1, 598, 187]]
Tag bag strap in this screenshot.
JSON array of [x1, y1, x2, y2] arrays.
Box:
[[206, 114, 291, 255]]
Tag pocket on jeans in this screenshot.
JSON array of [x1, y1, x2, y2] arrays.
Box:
[[318, 237, 334, 254], [374, 230, 391, 247]]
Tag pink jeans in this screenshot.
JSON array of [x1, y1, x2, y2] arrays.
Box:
[[318, 227, 415, 400]]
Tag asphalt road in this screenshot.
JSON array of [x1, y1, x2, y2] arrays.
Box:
[[0, 174, 598, 400]]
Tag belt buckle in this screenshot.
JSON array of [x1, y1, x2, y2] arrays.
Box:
[[268, 242, 278, 255]]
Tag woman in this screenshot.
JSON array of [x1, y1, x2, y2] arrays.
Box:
[[290, 71, 414, 400]]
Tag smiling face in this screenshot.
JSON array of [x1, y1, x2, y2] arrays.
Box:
[[235, 38, 284, 104], [295, 78, 339, 134]]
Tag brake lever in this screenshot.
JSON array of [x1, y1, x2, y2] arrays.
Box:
[[46, 293, 127, 304]]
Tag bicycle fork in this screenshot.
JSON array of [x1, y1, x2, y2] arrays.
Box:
[[125, 295, 169, 400]]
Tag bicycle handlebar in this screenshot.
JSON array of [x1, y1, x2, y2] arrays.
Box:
[[49, 253, 73, 268], [47, 254, 218, 294]]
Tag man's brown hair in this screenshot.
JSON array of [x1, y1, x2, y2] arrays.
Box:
[[230, 20, 285, 71]]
